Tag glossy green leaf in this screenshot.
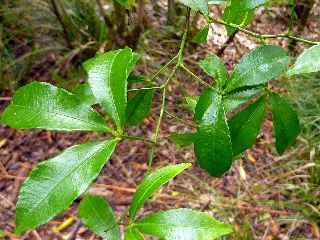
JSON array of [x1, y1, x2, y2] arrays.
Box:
[[84, 48, 135, 131], [1, 82, 111, 133], [185, 96, 199, 113], [115, 0, 135, 9], [199, 54, 228, 90], [223, 88, 262, 112], [168, 133, 197, 148], [129, 163, 191, 220], [192, 26, 209, 44], [270, 93, 300, 155], [194, 89, 220, 124], [73, 83, 97, 106], [15, 139, 119, 235], [125, 227, 145, 240], [136, 208, 233, 240], [178, 0, 209, 15], [287, 45, 320, 76], [194, 90, 233, 176], [223, 1, 254, 36], [229, 96, 266, 156], [225, 45, 289, 93], [78, 195, 120, 240], [126, 89, 154, 126]]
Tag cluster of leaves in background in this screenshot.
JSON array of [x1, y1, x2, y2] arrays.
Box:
[[1, 0, 320, 239], [170, 45, 302, 176]]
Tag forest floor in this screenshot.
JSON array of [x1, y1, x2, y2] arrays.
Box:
[[1, 2, 320, 240]]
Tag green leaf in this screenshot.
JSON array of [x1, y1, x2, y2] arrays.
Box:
[[78, 195, 120, 240], [229, 96, 266, 156], [287, 45, 320, 76], [194, 89, 220, 124], [225, 45, 289, 93], [194, 90, 233, 177], [128, 74, 146, 84], [1, 82, 111, 133], [199, 54, 228, 90], [73, 83, 97, 106], [223, 1, 254, 36], [115, 0, 135, 9], [136, 208, 233, 240], [125, 227, 145, 240], [226, 0, 266, 11], [208, 0, 226, 5], [168, 133, 197, 148], [185, 96, 199, 113], [178, 0, 209, 15], [84, 48, 135, 131], [15, 139, 119, 235], [0, 229, 5, 238], [128, 163, 191, 220], [223, 88, 262, 112], [126, 89, 154, 126], [270, 93, 300, 155], [192, 26, 209, 44]]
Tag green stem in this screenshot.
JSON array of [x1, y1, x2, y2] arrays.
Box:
[[128, 86, 163, 92], [165, 110, 197, 128], [150, 54, 179, 81], [147, 9, 191, 171], [208, 17, 320, 45], [180, 64, 214, 89], [121, 135, 155, 144]]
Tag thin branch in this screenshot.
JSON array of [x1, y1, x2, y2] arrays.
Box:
[[180, 64, 214, 89], [165, 110, 197, 128], [147, 9, 191, 171], [208, 17, 320, 45], [128, 86, 163, 92], [121, 134, 155, 144], [149, 54, 179, 81]]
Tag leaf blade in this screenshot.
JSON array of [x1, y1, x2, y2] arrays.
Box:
[[125, 227, 145, 240], [223, 88, 262, 112], [270, 93, 300, 155], [126, 89, 154, 126], [1, 82, 111, 132], [78, 195, 120, 240], [192, 25, 209, 44], [287, 45, 320, 76], [15, 139, 119, 235], [225, 45, 289, 93], [178, 0, 209, 15], [84, 48, 135, 131], [194, 90, 233, 177], [73, 83, 97, 106], [128, 163, 191, 220], [229, 96, 266, 156], [168, 133, 197, 148], [136, 208, 233, 240], [199, 54, 228, 90]]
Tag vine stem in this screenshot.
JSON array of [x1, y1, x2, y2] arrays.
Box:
[[208, 17, 320, 45]]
